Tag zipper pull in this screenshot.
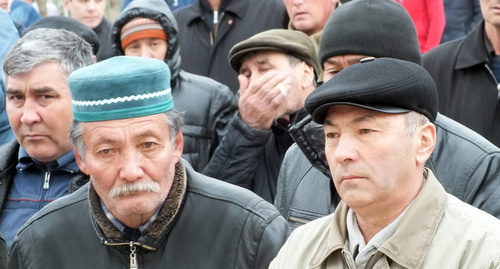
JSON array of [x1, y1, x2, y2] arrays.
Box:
[[213, 10, 219, 25], [43, 172, 50, 190], [130, 242, 138, 269]]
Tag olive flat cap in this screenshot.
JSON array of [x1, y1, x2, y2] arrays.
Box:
[[228, 29, 321, 79], [305, 58, 438, 123]]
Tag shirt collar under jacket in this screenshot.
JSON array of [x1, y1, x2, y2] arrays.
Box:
[[101, 197, 165, 236], [347, 203, 411, 268], [17, 146, 79, 173]]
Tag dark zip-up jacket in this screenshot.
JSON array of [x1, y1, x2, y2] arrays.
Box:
[[112, 0, 238, 172], [423, 20, 500, 146], [275, 114, 500, 229], [9, 161, 290, 269], [173, 0, 286, 92]]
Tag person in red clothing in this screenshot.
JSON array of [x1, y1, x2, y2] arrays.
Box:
[[396, 0, 445, 53]]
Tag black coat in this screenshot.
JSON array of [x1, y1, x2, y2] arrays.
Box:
[[174, 0, 286, 93], [9, 161, 290, 269], [203, 110, 307, 203], [423, 21, 500, 146], [275, 114, 500, 229]]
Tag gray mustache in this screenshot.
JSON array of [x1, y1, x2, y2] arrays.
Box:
[[109, 181, 161, 198]]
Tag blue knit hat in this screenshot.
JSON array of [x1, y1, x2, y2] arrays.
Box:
[[69, 56, 174, 122]]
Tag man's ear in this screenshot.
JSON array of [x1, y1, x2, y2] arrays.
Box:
[[174, 131, 184, 162], [74, 148, 88, 175], [301, 62, 315, 89], [415, 123, 436, 166]]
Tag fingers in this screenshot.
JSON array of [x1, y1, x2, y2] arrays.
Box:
[[242, 71, 290, 100]]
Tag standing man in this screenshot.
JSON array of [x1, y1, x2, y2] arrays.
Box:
[[112, 0, 237, 172], [0, 28, 93, 249], [203, 29, 320, 202], [283, 0, 337, 47], [174, 0, 287, 92], [271, 58, 500, 268], [8, 56, 289, 268], [423, 0, 500, 146], [64, 0, 114, 61]]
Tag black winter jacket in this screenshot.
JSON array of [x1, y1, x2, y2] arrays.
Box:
[[423, 21, 500, 146], [9, 161, 290, 269], [112, 0, 238, 172], [173, 0, 286, 92], [275, 114, 500, 229], [203, 110, 307, 203]]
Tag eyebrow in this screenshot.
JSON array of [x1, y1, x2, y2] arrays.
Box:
[[6, 87, 55, 95], [324, 112, 376, 127], [239, 57, 272, 74]]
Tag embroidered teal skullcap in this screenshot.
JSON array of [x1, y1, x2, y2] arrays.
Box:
[[68, 56, 173, 122]]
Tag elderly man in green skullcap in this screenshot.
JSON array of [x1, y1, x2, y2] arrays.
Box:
[[8, 56, 290, 269]]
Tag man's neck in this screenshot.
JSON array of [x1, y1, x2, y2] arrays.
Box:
[[352, 176, 424, 243], [485, 23, 500, 55], [206, 0, 221, 10]]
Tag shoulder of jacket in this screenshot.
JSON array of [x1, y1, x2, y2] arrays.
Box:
[[186, 168, 281, 222], [435, 114, 500, 155]]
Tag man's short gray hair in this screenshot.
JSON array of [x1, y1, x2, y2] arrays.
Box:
[[3, 28, 94, 78], [404, 111, 431, 137], [70, 110, 184, 161]]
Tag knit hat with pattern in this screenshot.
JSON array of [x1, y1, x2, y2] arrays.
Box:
[[120, 17, 167, 50]]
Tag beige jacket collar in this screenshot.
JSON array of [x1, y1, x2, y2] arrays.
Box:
[[311, 169, 447, 268]]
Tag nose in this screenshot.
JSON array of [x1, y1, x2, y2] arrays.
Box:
[[20, 99, 42, 125], [118, 149, 145, 182], [138, 45, 153, 58], [86, 0, 97, 11], [333, 135, 358, 164]]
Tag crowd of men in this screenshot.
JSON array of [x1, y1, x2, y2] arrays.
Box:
[[1, 0, 500, 268]]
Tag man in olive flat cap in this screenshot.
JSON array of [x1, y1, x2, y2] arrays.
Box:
[[8, 56, 289, 269], [203, 29, 320, 203], [270, 57, 500, 269]]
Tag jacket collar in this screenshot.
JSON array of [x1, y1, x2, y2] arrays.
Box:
[[89, 161, 187, 249], [310, 169, 447, 268], [456, 20, 492, 70]]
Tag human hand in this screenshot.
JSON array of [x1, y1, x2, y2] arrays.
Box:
[[238, 71, 292, 130]]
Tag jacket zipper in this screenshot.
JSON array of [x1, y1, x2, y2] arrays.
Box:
[[43, 172, 50, 189], [104, 240, 156, 268], [130, 241, 138, 269], [210, 11, 225, 45]]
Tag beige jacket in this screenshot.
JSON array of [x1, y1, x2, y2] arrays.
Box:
[[270, 169, 500, 269]]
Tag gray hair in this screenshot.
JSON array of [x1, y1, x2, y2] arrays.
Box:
[[404, 111, 431, 137], [3, 28, 94, 78], [70, 110, 184, 161]]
